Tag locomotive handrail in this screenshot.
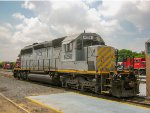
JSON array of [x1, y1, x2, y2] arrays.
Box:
[[43, 59, 44, 70], [38, 60, 39, 71], [21, 59, 52, 71], [49, 59, 50, 71]]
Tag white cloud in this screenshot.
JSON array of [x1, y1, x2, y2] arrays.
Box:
[[4, 23, 13, 29], [100, 1, 150, 31], [22, 1, 35, 10], [12, 15, 54, 43], [13, 13, 25, 20], [99, 1, 124, 17], [0, 25, 12, 44], [27, 1, 105, 36], [0, 24, 19, 61]]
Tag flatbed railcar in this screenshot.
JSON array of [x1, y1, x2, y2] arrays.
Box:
[[13, 32, 139, 97]]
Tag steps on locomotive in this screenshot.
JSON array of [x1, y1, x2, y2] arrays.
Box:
[[106, 78, 111, 80], [101, 91, 110, 94], [104, 84, 112, 87], [101, 77, 112, 94]]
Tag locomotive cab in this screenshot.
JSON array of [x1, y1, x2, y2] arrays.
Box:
[[61, 33, 105, 62], [60, 33, 106, 71]]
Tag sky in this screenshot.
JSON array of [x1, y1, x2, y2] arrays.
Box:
[[0, 0, 150, 61]]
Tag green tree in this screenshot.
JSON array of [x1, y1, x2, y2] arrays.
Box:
[[119, 49, 133, 56], [118, 49, 145, 61], [0, 62, 2, 68], [11, 62, 16, 68]]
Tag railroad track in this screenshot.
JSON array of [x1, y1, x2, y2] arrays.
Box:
[[0, 70, 150, 109], [125, 97, 150, 107], [23, 79, 150, 109]]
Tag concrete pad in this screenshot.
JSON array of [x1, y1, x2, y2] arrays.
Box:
[[27, 92, 150, 113], [139, 83, 146, 96]]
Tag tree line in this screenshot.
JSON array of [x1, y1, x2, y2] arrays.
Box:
[[118, 49, 145, 57], [118, 49, 145, 61]]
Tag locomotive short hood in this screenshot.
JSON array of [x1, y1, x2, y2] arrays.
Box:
[[62, 33, 105, 45]]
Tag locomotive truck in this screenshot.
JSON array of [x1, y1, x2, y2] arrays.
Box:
[[13, 32, 139, 97]]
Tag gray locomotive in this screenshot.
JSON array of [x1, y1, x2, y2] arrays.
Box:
[[13, 32, 139, 97]]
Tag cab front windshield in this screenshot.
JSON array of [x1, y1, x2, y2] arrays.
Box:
[[76, 35, 104, 49]]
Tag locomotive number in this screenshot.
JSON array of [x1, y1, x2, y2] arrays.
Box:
[[64, 53, 72, 59]]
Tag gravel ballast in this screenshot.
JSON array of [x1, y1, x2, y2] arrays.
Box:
[[0, 75, 65, 99]]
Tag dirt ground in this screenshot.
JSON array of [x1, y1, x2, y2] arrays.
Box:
[[0, 95, 25, 113], [0, 69, 65, 113]]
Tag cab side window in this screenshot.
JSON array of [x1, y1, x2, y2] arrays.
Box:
[[64, 42, 73, 52], [135, 60, 139, 62]]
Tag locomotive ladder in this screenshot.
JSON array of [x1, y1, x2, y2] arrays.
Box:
[[100, 73, 112, 94]]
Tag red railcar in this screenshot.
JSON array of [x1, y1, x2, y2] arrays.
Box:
[[123, 58, 146, 75], [3, 62, 13, 69]]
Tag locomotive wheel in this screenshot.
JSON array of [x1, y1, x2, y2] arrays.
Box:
[[93, 85, 100, 94], [20, 72, 24, 80], [79, 77, 88, 91], [80, 85, 86, 92], [16, 72, 21, 80], [13, 72, 17, 78], [65, 83, 71, 89], [17, 71, 28, 80], [24, 72, 28, 80]]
